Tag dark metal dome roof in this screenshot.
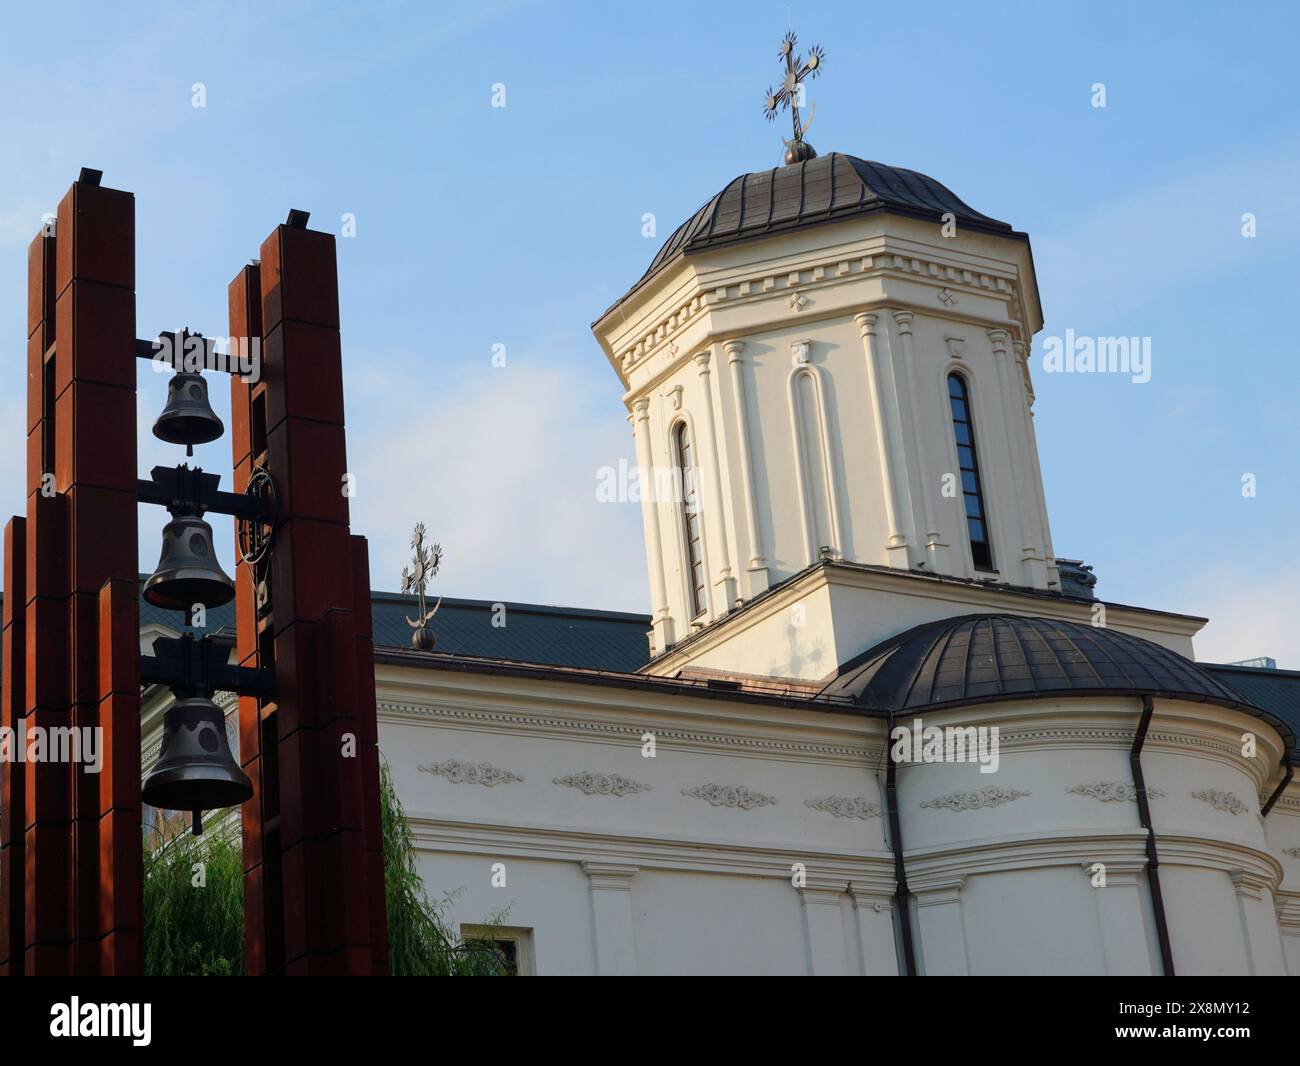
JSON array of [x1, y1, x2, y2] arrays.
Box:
[[617, 154, 1020, 309], [819, 614, 1254, 714]]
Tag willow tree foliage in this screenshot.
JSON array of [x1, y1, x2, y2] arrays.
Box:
[[143, 760, 507, 976]]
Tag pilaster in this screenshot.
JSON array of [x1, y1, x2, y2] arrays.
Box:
[[912, 874, 969, 975], [723, 340, 768, 594], [582, 861, 639, 976], [631, 397, 674, 651], [892, 310, 947, 573], [693, 349, 738, 610], [854, 312, 911, 568], [1081, 860, 1154, 975]]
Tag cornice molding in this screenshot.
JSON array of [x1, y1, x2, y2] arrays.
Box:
[[614, 240, 1026, 381], [582, 861, 639, 891], [405, 811, 891, 881], [644, 561, 1207, 679], [377, 696, 1276, 783], [378, 698, 875, 766], [904, 828, 1282, 889]]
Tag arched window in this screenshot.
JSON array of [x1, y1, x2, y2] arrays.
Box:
[[674, 422, 706, 618], [948, 374, 993, 571]]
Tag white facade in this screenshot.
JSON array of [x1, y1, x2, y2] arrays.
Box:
[[379, 661, 1300, 976], [139, 154, 1300, 976], [593, 211, 1055, 654]]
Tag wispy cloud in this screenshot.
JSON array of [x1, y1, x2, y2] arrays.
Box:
[[1034, 150, 1300, 328], [346, 356, 648, 611], [1190, 555, 1300, 669]]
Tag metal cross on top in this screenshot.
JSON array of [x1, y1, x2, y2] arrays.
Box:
[[401, 521, 442, 651], [763, 30, 826, 165]]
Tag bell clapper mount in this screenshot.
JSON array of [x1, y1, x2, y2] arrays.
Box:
[[139, 634, 271, 836], [151, 329, 225, 459]]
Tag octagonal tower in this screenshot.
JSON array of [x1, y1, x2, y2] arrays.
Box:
[[593, 153, 1054, 661]]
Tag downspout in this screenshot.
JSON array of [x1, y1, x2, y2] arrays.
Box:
[[1132, 695, 1175, 976], [1261, 760, 1294, 817], [884, 710, 918, 976]]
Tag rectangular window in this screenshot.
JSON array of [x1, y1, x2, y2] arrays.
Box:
[[459, 925, 536, 976]]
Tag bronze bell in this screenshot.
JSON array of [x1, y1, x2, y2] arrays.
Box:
[[143, 696, 253, 836], [143, 512, 236, 611], [153, 372, 224, 456]]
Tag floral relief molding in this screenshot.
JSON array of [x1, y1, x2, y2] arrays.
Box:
[[682, 783, 777, 810], [921, 787, 1031, 812], [553, 771, 650, 797], [1066, 781, 1165, 803], [419, 759, 524, 787], [1192, 788, 1249, 816], [805, 796, 882, 820]]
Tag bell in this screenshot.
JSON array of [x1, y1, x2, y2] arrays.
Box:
[[144, 513, 236, 611], [153, 372, 224, 456], [143, 696, 253, 836]]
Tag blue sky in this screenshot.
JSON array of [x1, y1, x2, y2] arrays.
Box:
[[1, 0, 1297, 664]]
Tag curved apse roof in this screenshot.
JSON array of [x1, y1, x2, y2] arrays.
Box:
[[605, 153, 1023, 316], [819, 614, 1260, 716]]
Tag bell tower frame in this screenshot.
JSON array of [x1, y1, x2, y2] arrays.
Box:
[[226, 216, 389, 976], [0, 172, 389, 977], [2, 170, 141, 976]]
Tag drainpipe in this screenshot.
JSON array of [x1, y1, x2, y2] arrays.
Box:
[[1132, 695, 1175, 976], [1261, 760, 1294, 818], [884, 710, 918, 976]]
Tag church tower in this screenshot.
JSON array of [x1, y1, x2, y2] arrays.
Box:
[[594, 146, 1058, 671]]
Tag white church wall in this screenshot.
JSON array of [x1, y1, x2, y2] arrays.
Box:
[[626, 870, 808, 976], [1262, 794, 1300, 974], [413, 850, 597, 975], [883, 696, 1284, 976], [377, 664, 896, 975], [958, 866, 1110, 976], [374, 664, 1297, 975], [647, 562, 1205, 684]]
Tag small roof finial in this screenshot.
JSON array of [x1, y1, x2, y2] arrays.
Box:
[[763, 30, 825, 165]]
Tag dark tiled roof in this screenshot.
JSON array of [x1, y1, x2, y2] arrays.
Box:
[[143, 589, 651, 673], [820, 614, 1254, 714], [368, 593, 650, 673], [1200, 663, 1300, 743], [8, 587, 652, 675], [606, 153, 1021, 316]]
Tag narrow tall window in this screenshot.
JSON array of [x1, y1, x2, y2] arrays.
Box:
[[674, 422, 706, 618], [948, 374, 993, 571]]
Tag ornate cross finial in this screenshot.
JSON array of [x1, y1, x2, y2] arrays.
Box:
[[400, 522, 442, 651], [763, 30, 825, 165]]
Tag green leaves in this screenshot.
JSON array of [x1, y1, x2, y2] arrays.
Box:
[[380, 761, 509, 976], [140, 761, 508, 976], [143, 822, 243, 977]]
